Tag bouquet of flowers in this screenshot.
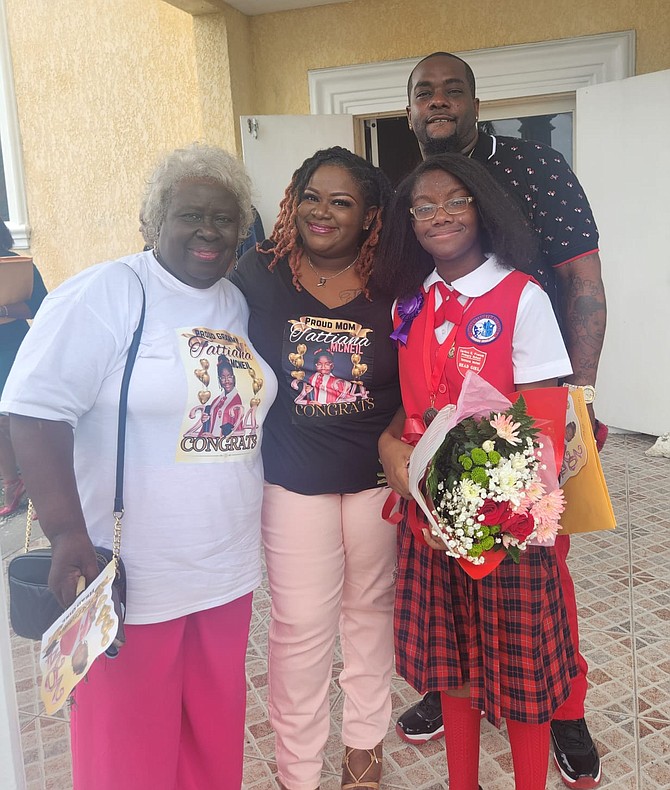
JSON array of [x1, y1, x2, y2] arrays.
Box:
[[426, 396, 565, 565], [407, 372, 568, 578]]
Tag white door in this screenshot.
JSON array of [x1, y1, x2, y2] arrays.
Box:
[[240, 114, 355, 233], [575, 70, 670, 436]]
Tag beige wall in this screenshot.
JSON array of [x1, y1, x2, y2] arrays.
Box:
[[5, 0, 202, 286], [218, 6, 255, 152], [249, 0, 670, 114], [5, 0, 669, 286], [192, 6, 253, 154]]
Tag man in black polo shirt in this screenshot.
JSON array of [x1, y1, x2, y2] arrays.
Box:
[[396, 51, 606, 789]]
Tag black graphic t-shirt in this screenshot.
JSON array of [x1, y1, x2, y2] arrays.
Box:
[[230, 249, 401, 495]]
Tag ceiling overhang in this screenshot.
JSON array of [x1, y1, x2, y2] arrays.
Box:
[[162, 0, 347, 16]]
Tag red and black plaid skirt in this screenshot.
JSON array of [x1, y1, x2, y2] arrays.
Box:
[[394, 515, 577, 726]]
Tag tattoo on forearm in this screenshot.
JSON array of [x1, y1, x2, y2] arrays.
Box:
[[562, 275, 607, 377]]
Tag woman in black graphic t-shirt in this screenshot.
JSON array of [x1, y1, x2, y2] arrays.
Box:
[[230, 147, 398, 790]]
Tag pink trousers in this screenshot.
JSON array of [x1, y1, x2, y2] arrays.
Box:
[[262, 484, 397, 790], [70, 594, 252, 790]]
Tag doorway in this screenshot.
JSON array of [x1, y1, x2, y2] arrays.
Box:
[[363, 116, 421, 187]]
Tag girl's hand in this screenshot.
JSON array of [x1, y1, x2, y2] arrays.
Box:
[[379, 432, 412, 498], [422, 527, 449, 551]]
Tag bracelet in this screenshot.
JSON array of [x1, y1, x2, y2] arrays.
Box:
[[0, 305, 8, 318]]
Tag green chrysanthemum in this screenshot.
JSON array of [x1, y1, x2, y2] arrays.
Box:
[[471, 467, 488, 486], [471, 448, 488, 465]]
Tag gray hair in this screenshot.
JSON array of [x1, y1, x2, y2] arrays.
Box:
[[140, 143, 254, 245]]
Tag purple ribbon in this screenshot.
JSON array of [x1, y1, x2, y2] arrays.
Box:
[[390, 291, 424, 346]]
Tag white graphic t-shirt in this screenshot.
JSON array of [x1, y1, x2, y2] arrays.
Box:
[[1, 251, 277, 624]]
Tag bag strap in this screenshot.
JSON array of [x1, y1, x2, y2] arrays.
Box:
[[24, 266, 146, 561], [111, 268, 146, 561], [24, 500, 35, 553]]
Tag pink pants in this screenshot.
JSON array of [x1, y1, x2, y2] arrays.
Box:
[[262, 484, 397, 790], [70, 594, 252, 790], [552, 534, 589, 719]]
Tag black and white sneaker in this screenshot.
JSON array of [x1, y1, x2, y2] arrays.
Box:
[[550, 718, 602, 788], [396, 691, 444, 743]]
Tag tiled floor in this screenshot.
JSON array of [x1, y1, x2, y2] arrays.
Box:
[[3, 432, 670, 789]]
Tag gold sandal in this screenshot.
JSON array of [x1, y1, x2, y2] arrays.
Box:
[[341, 742, 383, 790]]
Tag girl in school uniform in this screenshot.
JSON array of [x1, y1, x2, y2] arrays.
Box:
[[375, 154, 577, 790]]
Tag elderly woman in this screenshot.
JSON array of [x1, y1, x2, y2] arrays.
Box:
[[229, 147, 398, 790], [1, 144, 277, 790]]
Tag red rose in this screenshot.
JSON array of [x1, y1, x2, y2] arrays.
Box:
[[502, 511, 535, 542], [477, 500, 511, 525]]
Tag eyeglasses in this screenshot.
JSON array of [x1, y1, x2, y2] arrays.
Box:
[[409, 196, 474, 221]]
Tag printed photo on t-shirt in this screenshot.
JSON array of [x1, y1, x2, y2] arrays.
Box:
[[284, 314, 375, 421], [177, 326, 266, 461]]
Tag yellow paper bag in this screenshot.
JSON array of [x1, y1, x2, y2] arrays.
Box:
[[559, 388, 616, 534]]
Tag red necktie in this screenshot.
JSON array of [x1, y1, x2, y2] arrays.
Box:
[[433, 281, 464, 327]]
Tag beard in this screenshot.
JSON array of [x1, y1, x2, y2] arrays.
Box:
[[421, 130, 470, 156]]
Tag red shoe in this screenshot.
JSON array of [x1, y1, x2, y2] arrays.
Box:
[[0, 478, 26, 516]]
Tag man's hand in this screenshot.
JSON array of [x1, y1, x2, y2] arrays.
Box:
[[586, 402, 597, 432]]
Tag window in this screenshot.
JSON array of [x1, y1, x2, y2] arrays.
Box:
[[0, 0, 29, 247], [478, 93, 575, 166]]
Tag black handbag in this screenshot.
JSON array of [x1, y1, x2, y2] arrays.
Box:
[[8, 527, 127, 652], [7, 269, 145, 654]]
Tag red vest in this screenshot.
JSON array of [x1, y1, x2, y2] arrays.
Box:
[[395, 270, 531, 429]]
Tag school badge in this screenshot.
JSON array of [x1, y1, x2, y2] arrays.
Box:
[[456, 346, 487, 377], [466, 313, 502, 345]]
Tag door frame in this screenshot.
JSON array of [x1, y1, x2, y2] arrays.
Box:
[[308, 31, 635, 116], [0, 0, 29, 247]]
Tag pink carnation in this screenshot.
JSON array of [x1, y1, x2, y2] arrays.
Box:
[[514, 478, 546, 515], [525, 478, 546, 503], [489, 413, 522, 445], [531, 489, 565, 543], [534, 520, 562, 543]]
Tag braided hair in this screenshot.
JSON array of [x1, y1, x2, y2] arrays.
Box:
[[263, 147, 392, 297]]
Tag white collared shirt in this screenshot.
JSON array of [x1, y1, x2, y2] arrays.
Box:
[[422, 255, 571, 384]]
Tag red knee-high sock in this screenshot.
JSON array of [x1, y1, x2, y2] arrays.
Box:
[[506, 719, 551, 790], [440, 693, 481, 790]]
